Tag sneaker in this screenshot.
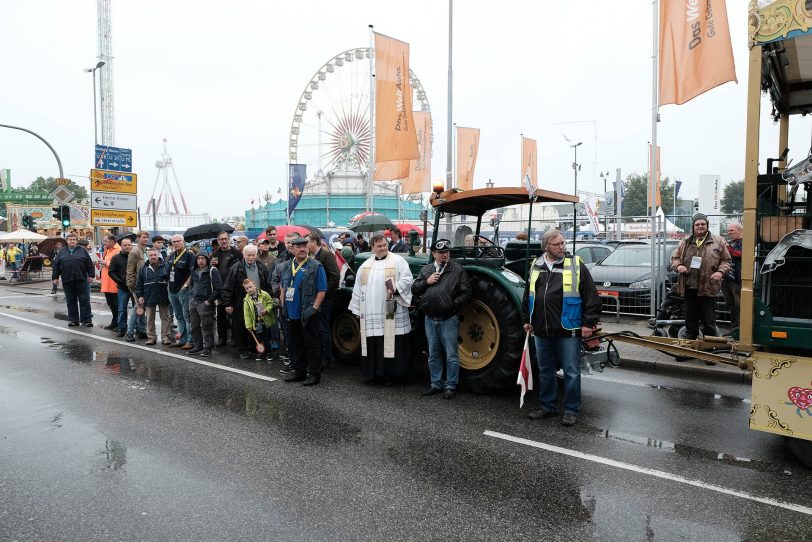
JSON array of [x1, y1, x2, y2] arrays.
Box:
[[187, 348, 203, 355], [443, 389, 456, 400], [561, 413, 578, 427], [117, 330, 126, 337], [68, 322, 79, 327], [528, 409, 558, 420], [161, 340, 173, 346], [125, 333, 135, 342], [103, 324, 117, 331], [181, 343, 194, 350], [239, 352, 251, 360], [83, 322, 94, 328], [421, 387, 442, 396], [199, 349, 211, 357], [145, 339, 156, 346]]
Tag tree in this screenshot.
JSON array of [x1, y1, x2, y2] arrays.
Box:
[[621, 173, 675, 216], [28, 176, 89, 201], [721, 180, 744, 213]]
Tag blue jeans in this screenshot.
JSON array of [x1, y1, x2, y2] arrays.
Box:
[[116, 289, 131, 331], [127, 301, 146, 335], [63, 280, 92, 324], [425, 315, 460, 390], [534, 335, 582, 415], [168, 287, 191, 344]]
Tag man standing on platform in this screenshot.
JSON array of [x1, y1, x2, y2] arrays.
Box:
[[349, 234, 414, 385], [52, 233, 95, 327]]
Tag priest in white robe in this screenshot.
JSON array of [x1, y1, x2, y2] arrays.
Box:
[[349, 233, 414, 383]]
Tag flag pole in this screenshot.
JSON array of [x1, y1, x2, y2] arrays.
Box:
[[367, 25, 375, 213], [444, 0, 453, 238], [649, 0, 659, 317]]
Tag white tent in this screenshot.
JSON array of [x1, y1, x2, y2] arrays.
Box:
[[0, 229, 48, 243], [655, 207, 684, 233]]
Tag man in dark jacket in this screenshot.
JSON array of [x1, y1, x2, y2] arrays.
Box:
[[271, 233, 299, 364], [52, 233, 95, 327], [188, 253, 222, 357], [389, 228, 410, 254], [411, 239, 471, 399], [222, 244, 270, 359], [522, 229, 602, 427], [109, 237, 133, 337], [307, 232, 340, 368], [135, 248, 171, 346], [280, 237, 327, 386], [210, 231, 242, 347]]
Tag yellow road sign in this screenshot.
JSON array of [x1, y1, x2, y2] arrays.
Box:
[[55, 177, 70, 186], [91, 209, 138, 227], [90, 169, 138, 194]]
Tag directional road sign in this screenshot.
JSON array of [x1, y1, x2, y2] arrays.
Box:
[[91, 191, 137, 211], [95, 145, 132, 172], [90, 169, 138, 194], [90, 209, 138, 227]]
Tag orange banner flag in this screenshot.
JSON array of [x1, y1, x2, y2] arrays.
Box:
[[374, 32, 419, 162], [374, 160, 410, 181], [648, 144, 663, 208], [659, 0, 736, 106], [521, 137, 538, 191], [456, 127, 480, 191], [402, 111, 432, 194]]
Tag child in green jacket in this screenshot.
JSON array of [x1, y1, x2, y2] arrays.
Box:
[[242, 278, 275, 361]]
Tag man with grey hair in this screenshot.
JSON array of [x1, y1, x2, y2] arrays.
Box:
[[222, 243, 270, 359], [722, 222, 743, 330], [167, 234, 196, 349]]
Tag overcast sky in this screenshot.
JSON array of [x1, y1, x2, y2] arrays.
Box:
[[1, 0, 808, 218]]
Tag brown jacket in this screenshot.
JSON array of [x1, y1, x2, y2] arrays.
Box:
[[126, 244, 147, 293], [671, 234, 731, 297]]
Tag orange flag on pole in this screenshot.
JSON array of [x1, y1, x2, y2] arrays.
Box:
[[521, 137, 538, 193], [374, 32, 419, 162], [659, 0, 736, 106], [456, 127, 479, 191], [648, 144, 663, 208], [374, 160, 410, 181], [402, 111, 432, 194]]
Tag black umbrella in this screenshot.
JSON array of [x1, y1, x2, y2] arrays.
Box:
[[302, 224, 325, 239], [183, 223, 235, 242], [116, 232, 137, 244], [348, 213, 395, 233]]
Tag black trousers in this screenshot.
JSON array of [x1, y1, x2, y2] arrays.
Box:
[[684, 289, 717, 339], [216, 304, 230, 343], [230, 302, 251, 354], [289, 317, 321, 378], [104, 292, 118, 326]]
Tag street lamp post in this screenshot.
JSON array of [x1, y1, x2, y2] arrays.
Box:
[[571, 141, 582, 253], [84, 61, 105, 145]]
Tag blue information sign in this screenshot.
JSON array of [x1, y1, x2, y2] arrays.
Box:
[[94, 145, 132, 172]]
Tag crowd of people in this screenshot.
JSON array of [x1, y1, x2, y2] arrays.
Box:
[[44, 213, 740, 423]]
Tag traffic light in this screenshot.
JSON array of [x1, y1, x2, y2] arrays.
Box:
[[21, 214, 33, 231], [52, 206, 61, 221], [60, 205, 71, 228]]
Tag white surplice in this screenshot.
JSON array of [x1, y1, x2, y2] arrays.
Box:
[[349, 252, 413, 337]]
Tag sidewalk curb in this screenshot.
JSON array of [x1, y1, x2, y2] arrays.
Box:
[[615, 355, 750, 384]]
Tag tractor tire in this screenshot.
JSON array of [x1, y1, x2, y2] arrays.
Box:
[[457, 272, 525, 394], [331, 309, 360, 363], [786, 437, 812, 469]]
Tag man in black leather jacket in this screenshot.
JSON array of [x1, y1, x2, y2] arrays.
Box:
[[411, 239, 471, 399]]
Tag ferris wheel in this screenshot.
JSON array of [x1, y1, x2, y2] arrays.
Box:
[[288, 47, 431, 182]]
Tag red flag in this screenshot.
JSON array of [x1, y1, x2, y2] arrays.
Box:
[[332, 242, 351, 286], [517, 330, 533, 408]]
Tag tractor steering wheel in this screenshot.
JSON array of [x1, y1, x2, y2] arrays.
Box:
[[473, 235, 503, 259]]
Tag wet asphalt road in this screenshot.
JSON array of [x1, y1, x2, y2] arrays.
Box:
[[1, 283, 811, 541]]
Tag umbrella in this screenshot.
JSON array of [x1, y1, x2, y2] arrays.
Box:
[[348, 213, 395, 233], [0, 229, 48, 243], [116, 232, 137, 244], [183, 223, 234, 242], [393, 222, 424, 236], [33, 236, 67, 257], [256, 225, 322, 241]]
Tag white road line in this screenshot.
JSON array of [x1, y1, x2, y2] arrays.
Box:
[[483, 430, 812, 516], [0, 311, 277, 383], [0, 294, 58, 300]]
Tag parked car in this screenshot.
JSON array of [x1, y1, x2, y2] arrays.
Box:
[[588, 242, 678, 315], [603, 239, 649, 249], [566, 242, 614, 264]]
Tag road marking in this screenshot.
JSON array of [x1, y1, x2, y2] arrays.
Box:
[[0, 311, 277, 383], [483, 430, 812, 516], [0, 294, 58, 300]]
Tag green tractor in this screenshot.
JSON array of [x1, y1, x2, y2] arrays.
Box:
[[330, 187, 577, 393]]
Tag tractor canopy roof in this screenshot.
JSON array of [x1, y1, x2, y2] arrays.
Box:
[[430, 187, 577, 217]]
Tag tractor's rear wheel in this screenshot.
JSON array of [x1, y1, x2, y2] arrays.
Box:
[[458, 273, 524, 394], [332, 310, 360, 363]]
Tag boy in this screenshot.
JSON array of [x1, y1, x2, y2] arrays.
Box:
[[242, 278, 275, 361]]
